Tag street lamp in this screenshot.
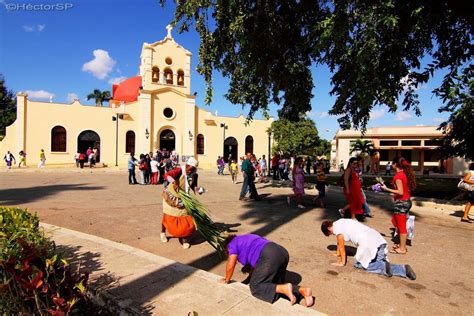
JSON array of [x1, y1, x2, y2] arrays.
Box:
[[220, 123, 228, 157], [112, 114, 124, 167], [145, 128, 150, 139], [188, 130, 193, 141]]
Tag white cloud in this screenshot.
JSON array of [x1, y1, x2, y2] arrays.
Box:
[[433, 117, 444, 123], [318, 111, 329, 118], [394, 112, 412, 121], [82, 49, 116, 80], [370, 109, 385, 120], [22, 25, 34, 32], [108, 76, 127, 85], [25, 90, 55, 100], [22, 24, 46, 32], [415, 124, 425, 127], [67, 93, 79, 103]]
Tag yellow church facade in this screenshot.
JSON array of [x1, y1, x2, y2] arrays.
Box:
[[0, 28, 272, 169]]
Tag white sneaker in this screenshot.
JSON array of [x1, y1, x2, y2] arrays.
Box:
[[297, 204, 306, 209], [182, 242, 190, 249], [338, 209, 345, 217], [160, 233, 168, 243]]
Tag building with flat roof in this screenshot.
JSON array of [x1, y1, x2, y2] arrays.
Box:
[[0, 26, 272, 169], [330, 126, 469, 176]]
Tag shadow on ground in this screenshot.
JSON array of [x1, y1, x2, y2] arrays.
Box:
[[0, 184, 105, 205]]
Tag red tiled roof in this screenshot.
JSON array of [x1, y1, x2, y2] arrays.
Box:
[[112, 76, 142, 102]]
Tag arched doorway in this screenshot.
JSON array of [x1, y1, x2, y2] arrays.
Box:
[[160, 129, 175, 151], [77, 130, 100, 161], [224, 137, 238, 163]]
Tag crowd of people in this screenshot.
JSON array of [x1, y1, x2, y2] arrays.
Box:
[[126, 149, 181, 185]]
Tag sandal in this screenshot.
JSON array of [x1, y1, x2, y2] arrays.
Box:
[[460, 218, 472, 223], [389, 248, 407, 254]]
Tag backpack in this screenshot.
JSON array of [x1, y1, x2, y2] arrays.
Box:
[[139, 161, 148, 171]]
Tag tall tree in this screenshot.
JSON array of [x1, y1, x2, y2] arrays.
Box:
[[86, 89, 111, 107], [162, 0, 473, 158], [269, 118, 320, 156], [350, 139, 375, 169], [0, 75, 17, 137]]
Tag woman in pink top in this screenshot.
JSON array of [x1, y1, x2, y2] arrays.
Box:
[[287, 157, 306, 209]]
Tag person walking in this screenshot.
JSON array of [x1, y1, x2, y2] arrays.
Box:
[[339, 160, 345, 172], [358, 156, 373, 217], [230, 159, 238, 183], [287, 157, 306, 209], [4, 151, 15, 169], [314, 163, 327, 208], [271, 154, 279, 180], [259, 155, 267, 182], [460, 163, 474, 223], [216, 156, 224, 175], [385, 162, 391, 176], [321, 219, 416, 280], [340, 157, 364, 219], [221, 234, 314, 307], [18, 150, 26, 168], [74, 152, 80, 168], [88, 151, 95, 168], [128, 152, 138, 184], [78, 152, 86, 169], [138, 154, 147, 185], [239, 152, 260, 201], [150, 156, 159, 185], [144, 153, 152, 184], [38, 149, 46, 168], [381, 157, 416, 254]]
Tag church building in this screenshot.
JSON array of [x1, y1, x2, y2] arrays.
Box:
[[0, 27, 272, 169]]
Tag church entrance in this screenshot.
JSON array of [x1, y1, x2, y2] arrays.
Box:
[[159, 129, 175, 151], [224, 137, 238, 163], [77, 130, 100, 162]]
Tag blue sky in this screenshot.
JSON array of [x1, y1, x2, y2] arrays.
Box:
[[0, 0, 450, 140]]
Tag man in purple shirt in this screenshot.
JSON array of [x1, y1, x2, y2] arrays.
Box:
[[220, 234, 314, 307]]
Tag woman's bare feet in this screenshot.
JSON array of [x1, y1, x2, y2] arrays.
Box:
[[299, 287, 314, 307], [276, 283, 296, 305]]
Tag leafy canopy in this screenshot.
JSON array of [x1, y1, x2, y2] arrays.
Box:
[[161, 0, 473, 158], [269, 118, 320, 156], [0, 75, 17, 136]]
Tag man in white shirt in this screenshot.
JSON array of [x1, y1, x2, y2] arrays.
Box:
[[321, 219, 416, 280]]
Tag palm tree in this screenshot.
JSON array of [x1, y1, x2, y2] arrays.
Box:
[[350, 139, 375, 170], [86, 89, 111, 107]]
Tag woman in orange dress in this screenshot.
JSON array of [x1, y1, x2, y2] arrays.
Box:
[[160, 157, 199, 249]]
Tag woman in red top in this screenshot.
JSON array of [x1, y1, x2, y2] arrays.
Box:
[[342, 157, 364, 219], [381, 157, 416, 254]]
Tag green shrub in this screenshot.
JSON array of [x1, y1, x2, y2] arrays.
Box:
[[0, 207, 89, 315]]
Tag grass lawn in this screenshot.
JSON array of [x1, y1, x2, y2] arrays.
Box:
[[305, 174, 462, 200]]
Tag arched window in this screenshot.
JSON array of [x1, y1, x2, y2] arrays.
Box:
[[164, 68, 173, 85], [51, 126, 66, 152], [177, 70, 185, 86], [126, 131, 135, 153], [245, 135, 254, 154], [152, 67, 159, 83], [197, 134, 204, 154]]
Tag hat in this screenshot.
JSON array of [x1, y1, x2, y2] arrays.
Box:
[[186, 157, 199, 168]]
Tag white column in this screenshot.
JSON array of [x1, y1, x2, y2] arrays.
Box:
[[16, 93, 28, 154], [183, 98, 196, 159], [138, 93, 152, 154]]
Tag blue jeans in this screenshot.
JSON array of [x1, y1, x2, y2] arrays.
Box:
[[361, 189, 372, 215], [354, 244, 407, 278], [240, 173, 250, 198]]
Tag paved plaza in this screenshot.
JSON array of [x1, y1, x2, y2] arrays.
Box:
[[1, 168, 473, 314]]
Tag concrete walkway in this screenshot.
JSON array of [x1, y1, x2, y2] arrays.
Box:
[[41, 223, 323, 315]]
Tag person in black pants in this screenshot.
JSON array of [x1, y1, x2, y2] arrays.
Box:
[[220, 234, 314, 307]]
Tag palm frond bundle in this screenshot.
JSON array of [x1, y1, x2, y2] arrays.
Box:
[[178, 190, 226, 256]]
